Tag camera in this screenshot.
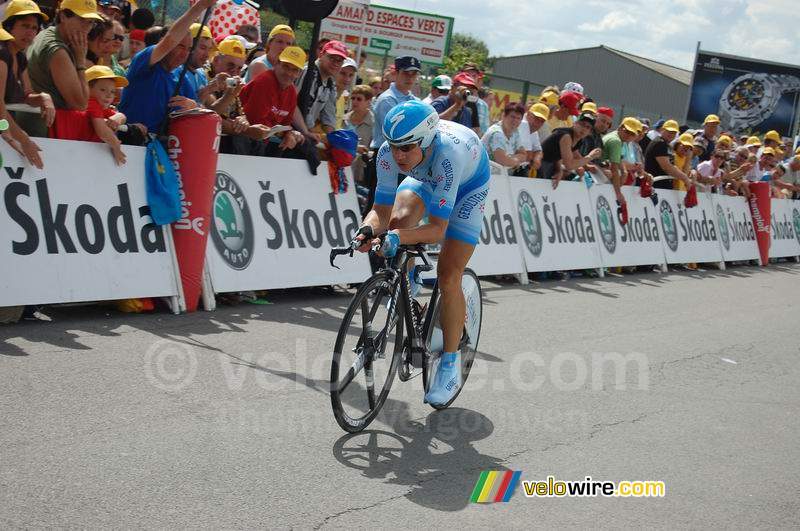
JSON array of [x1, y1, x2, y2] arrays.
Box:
[[225, 77, 240, 88], [461, 89, 471, 101]]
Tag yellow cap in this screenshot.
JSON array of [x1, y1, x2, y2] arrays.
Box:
[[761, 147, 776, 157], [59, 0, 103, 20], [268, 24, 295, 41], [703, 114, 720, 125], [539, 90, 558, 107], [528, 102, 550, 121], [278, 46, 306, 69], [0, 27, 12, 41], [580, 101, 598, 114], [216, 36, 247, 60], [190, 23, 213, 41], [717, 134, 732, 145], [764, 130, 781, 143], [85, 65, 128, 88], [621, 117, 642, 134], [3, 0, 49, 23], [795, 147, 800, 156], [678, 132, 694, 148], [745, 135, 761, 147], [662, 119, 680, 133]]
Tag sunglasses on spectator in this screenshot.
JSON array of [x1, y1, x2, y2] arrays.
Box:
[[113, 34, 125, 41]]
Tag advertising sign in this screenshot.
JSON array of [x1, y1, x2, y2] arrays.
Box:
[[468, 175, 527, 277], [686, 50, 800, 136], [589, 185, 667, 268], [0, 139, 180, 306], [206, 156, 371, 292], [711, 193, 760, 262], [320, 2, 454, 65], [655, 190, 724, 265], [769, 198, 800, 258], [508, 178, 602, 272]]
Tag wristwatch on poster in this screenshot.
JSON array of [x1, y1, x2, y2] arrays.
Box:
[[718, 73, 800, 131]]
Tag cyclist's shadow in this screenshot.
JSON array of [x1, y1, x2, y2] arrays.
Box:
[[332, 393, 507, 512]]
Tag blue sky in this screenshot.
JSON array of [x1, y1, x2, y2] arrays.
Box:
[[377, 0, 800, 71]]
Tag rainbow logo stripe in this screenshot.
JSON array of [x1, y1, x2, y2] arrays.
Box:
[[469, 471, 522, 503]]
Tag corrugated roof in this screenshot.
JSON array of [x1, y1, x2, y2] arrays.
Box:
[[495, 45, 692, 85]]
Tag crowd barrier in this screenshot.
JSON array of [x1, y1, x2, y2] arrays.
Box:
[[1, 139, 799, 311]]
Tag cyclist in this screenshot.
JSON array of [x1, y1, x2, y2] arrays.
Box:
[[353, 100, 490, 406]]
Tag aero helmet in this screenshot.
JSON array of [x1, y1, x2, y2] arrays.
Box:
[[382, 100, 439, 149]]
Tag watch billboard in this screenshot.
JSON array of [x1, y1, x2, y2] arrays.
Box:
[[686, 50, 800, 136]]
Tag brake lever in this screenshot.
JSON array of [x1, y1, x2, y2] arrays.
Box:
[[329, 247, 354, 269]]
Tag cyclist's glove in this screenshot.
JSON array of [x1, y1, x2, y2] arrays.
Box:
[[352, 224, 374, 248], [381, 230, 401, 257]]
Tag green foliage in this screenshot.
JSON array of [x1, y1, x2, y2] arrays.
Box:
[[442, 33, 492, 75]]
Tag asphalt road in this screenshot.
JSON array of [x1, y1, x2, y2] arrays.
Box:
[[2, 263, 799, 529]]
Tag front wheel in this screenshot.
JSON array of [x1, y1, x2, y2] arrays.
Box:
[[424, 268, 483, 410], [330, 272, 404, 433]]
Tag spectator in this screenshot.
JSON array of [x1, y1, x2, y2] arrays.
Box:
[[536, 88, 559, 141], [539, 111, 602, 187], [694, 113, 719, 162], [0, 0, 54, 168], [481, 101, 526, 171], [342, 84, 374, 185], [517, 102, 549, 177], [335, 56, 357, 128], [108, 20, 126, 75], [235, 24, 260, 45], [758, 129, 781, 158], [577, 102, 610, 162], [716, 134, 733, 153], [143, 25, 163, 47], [772, 155, 800, 199], [235, 46, 314, 164], [641, 118, 664, 152], [86, 15, 113, 67], [202, 36, 248, 135], [602, 117, 642, 206], [244, 44, 265, 68], [368, 75, 381, 96], [118, 0, 215, 134], [244, 24, 294, 82], [97, 0, 126, 23], [127, 28, 145, 57], [744, 147, 777, 184], [461, 62, 489, 134], [121, 6, 155, 61], [695, 148, 729, 194], [422, 74, 451, 104], [431, 72, 480, 135], [23, 0, 104, 137], [547, 91, 580, 133], [671, 132, 694, 191], [745, 135, 761, 154], [130, 7, 155, 31], [294, 39, 347, 141], [644, 119, 691, 190], [178, 23, 215, 101]]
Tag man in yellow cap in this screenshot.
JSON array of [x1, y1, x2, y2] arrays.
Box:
[[200, 36, 250, 137], [244, 24, 295, 82], [602, 117, 643, 207], [119, 0, 219, 133], [231, 46, 312, 161], [210, 36, 246, 77], [176, 22, 216, 102], [518, 102, 549, 176], [644, 119, 692, 189], [695, 113, 720, 162], [759, 129, 782, 158]]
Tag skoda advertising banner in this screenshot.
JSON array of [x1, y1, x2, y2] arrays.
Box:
[[769, 199, 800, 258], [710, 193, 760, 263], [656, 190, 724, 265], [686, 50, 800, 136], [468, 175, 527, 277], [206, 156, 371, 292], [509, 178, 602, 272], [589, 184, 667, 268], [0, 139, 181, 306]]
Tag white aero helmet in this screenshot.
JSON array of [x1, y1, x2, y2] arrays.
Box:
[[382, 100, 439, 149]]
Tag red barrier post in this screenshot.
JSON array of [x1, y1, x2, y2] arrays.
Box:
[[748, 182, 771, 266], [168, 110, 221, 311]]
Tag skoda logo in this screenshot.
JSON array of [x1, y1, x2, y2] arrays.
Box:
[[717, 204, 730, 251], [596, 195, 616, 254], [517, 190, 542, 257], [793, 208, 800, 246], [211, 172, 254, 270], [659, 200, 679, 252]]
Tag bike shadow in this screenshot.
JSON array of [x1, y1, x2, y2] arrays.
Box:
[[332, 396, 508, 512]]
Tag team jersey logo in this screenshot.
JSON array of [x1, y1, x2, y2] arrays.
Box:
[[439, 198, 447, 208]]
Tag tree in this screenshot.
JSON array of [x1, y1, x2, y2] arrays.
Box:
[[442, 33, 491, 75]]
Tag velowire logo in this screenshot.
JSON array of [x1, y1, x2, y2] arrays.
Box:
[[659, 200, 679, 252], [717, 204, 730, 251], [596, 195, 616, 254], [517, 191, 542, 257], [211, 172, 254, 270]]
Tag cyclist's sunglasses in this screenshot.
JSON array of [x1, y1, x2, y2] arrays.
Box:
[[388, 142, 420, 153]]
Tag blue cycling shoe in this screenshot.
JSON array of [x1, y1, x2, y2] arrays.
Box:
[[425, 352, 461, 406]]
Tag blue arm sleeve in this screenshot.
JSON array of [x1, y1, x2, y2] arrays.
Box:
[[374, 143, 399, 206]]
